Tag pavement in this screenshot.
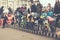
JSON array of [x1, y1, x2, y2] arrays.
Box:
[[0, 28, 55, 40]]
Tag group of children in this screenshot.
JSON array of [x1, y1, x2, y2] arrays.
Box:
[[0, 13, 14, 28], [0, 3, 59, 34], [0, 5, 55, 32]]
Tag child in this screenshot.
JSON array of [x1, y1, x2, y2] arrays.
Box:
[[47, 10, 53, 17]]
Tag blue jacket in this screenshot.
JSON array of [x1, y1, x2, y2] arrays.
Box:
[[47, 11, 53, 17]]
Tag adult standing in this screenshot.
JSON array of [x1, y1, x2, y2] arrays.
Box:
[[0, 6, 4, 18], [31, 3, 37, 13], [37, 1, 43, 16], [54, 0, 60, 28], [54, 0, 60, 15], [0, 6, 4, 15], [31, 3, 38, 18]]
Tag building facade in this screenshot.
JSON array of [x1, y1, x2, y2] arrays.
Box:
[[0, 0, 39, 11], [0, 0, 29, 11]]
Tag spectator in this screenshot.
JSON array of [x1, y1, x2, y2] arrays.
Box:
[[47, 3, 52, 11], [54, 0, 60, 28], [31, 3, 37, 12], [54, 0, 60, 14], [20, 6, 26, 12], [8, 7, 13, 13], [30, 0, 33, 3], [47, 3, 54, 17], [37, 1, 43, 16], [2, 14, 7, 28], [14, 7, 23, 15], [14, 7, 20, 14], [47, 10, 53, 17], [0, 6, 4, 15], [28, 8, 30, 13]]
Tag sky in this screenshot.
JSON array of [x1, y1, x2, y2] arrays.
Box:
[[39, 0, 56, 7]]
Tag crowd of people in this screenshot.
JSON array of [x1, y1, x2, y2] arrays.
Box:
[[0, 0, 60, 34]]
